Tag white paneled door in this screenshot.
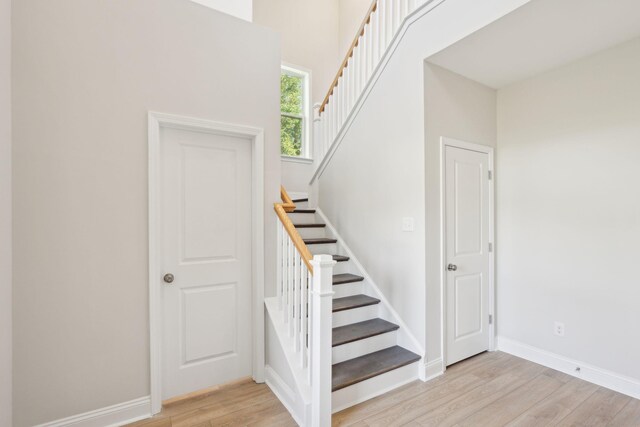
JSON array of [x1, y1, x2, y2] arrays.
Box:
[[445, 143, 492, 366], [160, 126, 253, 400]]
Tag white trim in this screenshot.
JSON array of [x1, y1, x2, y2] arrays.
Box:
[[281, 155, 314, 165], [34, 397, 151, 427], [148, 112, 265, 414], [264, 365, 306, 427], [498, 337, 640, 400], [440, 137, 496, 367], [315, 208, 424, 358], [309, 0, 447, 184], [420, 358, 445, 382]]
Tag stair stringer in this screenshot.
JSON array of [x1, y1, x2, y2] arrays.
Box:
[[265, 297, 311, 425]]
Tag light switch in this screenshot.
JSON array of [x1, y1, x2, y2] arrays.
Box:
[[402, 217, 415, 232]]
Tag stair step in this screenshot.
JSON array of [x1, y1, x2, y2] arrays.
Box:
[[333, 319, 399, 347], [292, 209, 316, 214], [332, 346, 421, 392], [294, 223, 326, 228], [333, 255, 350, 263], [333, 273, 364, 285], [292, 198, 309, 203], [304, 238, 338, 245], [333, 295, 380, 313]]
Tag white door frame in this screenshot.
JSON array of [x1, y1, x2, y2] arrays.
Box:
[[440, 137, 496, 368], [148, 112, 265, 414]]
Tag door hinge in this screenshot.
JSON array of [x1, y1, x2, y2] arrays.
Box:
[[489, 242, 493, 252], [488, 170, 493, 180], [489, 314, 493, 325]]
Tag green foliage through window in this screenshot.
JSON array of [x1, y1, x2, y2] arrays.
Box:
[[281, 72, 305, 157]]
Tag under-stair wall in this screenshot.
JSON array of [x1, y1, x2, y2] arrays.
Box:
[[314, 0, 531, 370]]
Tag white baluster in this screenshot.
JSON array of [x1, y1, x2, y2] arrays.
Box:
[[371, 8, 380, 69], [294, 251, 301, 345], [393, 0, 401, 33], [282, 234, 289, 323], [277, 223, 283, 310], [307, 274, 314, 385], [300, 261, 308, 365], [287, 235, 294, 330], [310, 255, 336, 427], [352, 48, 360, 106]]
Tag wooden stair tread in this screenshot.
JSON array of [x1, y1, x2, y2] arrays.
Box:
[[293, 223, 326, 228], [333, 319, 399, 347], [333, 295, 380, 312], [304, 238, 338, 245], [333, 273, 364, 285], [333, 255, 349, 262], [332, 346, 421, 392], [292, 209, 316, 214], [292, 198, 309, 203]]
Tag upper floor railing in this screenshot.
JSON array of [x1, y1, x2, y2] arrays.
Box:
[[314, 0, 426, 178]]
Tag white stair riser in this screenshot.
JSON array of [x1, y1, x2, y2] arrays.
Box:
[[332, 331, 397, 364], [296, 227, 327, 239], [332, 282, 364, 299], [332, 303, 378, 327], [332, 262, 356, 275], [308, 243, 337, 255], [331, 362, 420, 413], [287, 212, 318, 224]]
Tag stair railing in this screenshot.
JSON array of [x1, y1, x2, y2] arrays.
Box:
[[274, 186, 335, 426], [314, 0, 426, 178]]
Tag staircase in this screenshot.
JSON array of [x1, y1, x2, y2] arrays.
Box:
[[265, 191, 422, 425]]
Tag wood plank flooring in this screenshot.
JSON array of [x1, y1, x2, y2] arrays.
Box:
[[126, 352, 640, 426]]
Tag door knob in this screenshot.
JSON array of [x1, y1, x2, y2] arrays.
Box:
[[447, 264, 458, 272], [163, 273, 175, 284]]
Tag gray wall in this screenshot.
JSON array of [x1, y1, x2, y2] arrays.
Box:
[[424, 63, 496, 363], [496, 37, 640, 379], [11, 1, 280, 425], [0, 0, 12, 424]]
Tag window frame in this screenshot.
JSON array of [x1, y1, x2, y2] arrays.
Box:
[[280, 63, 312, 162]]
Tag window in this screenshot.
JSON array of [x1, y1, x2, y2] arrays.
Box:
[[281, 65, 311, 160]]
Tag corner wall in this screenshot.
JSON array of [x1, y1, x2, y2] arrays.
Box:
[[0, 0, 12, 424], [496, 37, 640, 380], [424, 63, 496, 363], [11, 1, 280, 425]]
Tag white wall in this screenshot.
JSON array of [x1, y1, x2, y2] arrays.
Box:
[[317, 0, 529, 355], [190, 0, 252, 21], [338, 0, 372, 55], [11, 1, 280, 425], [0, 0, 12, 424], [497, 37, 640, 380], [254, 0, 342, 192], [424, 63, 496, 363]]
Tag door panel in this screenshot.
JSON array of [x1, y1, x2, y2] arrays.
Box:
[[445, 143, 491, 366], [161, 127, 252, 400]]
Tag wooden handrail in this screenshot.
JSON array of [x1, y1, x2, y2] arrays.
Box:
[[319, 0, 378, 114], [274, 186, 314, 273]]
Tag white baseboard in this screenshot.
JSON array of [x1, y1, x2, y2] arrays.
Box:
[[497, 336, 640, 400], [419, 357, 444, 382], [34, 396, 151, 427], [265, 365, 306, 427]]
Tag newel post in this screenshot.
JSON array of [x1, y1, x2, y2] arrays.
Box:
[[310, 254, 335, 427]]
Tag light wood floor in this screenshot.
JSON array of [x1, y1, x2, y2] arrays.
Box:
[[127, 352, 640, 426]]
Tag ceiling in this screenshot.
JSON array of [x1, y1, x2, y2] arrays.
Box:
[[426, 0, 640, 88]]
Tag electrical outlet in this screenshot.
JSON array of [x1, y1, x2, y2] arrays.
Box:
[[554, 321, 565, 337], [402, 217, 415, 232]]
